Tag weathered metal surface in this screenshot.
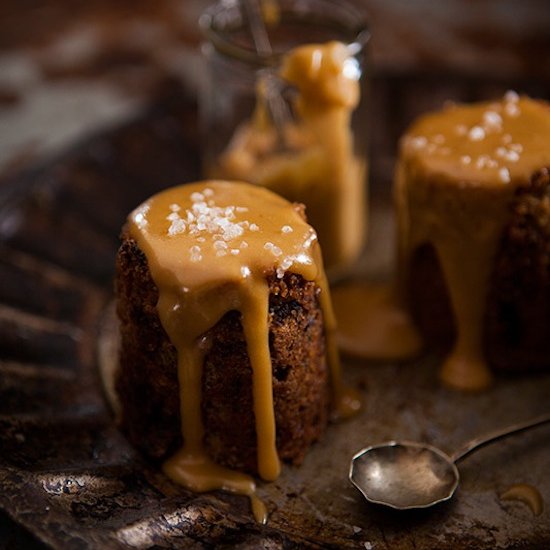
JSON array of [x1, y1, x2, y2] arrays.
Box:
[[1, 86, 550, 549]]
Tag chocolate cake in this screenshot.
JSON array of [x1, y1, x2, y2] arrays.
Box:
[[115, 238, 329, 471], [398, 93, 550, 389], [409, 167, 550, 372], [112, 180, 355, 518]]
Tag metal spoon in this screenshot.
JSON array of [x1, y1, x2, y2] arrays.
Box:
[[349, 412, 550, 510]]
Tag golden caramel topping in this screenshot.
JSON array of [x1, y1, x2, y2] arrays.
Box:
[[130, 180, 320, 289], [402, 94, 550, 187]]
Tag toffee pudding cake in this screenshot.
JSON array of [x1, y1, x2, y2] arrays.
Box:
[[114, 180, 358, 520], [397, 93, 550, 390]]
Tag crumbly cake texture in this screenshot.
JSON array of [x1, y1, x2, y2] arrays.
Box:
[[409, 167, 550, 371], [486, 166, 550, 370], [114, 233, 329, 472]]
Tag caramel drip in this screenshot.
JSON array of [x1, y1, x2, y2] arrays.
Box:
[[240, 282, 279, 481], [128, 180, 350, 520], [397, 95, 550, 390], [312, 245, 362, 418], [212, 41, 366, 272], [332, 282, 422, 361], [500, 483, 544, 516]]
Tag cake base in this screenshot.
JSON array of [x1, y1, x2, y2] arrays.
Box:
[[114, 236, 330, 474]]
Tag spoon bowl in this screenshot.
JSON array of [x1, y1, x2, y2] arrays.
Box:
[[350, 442, 459, 510], [349, 413, 550, 510]]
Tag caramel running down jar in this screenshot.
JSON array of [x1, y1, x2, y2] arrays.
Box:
[[199, 0, 370, 275]]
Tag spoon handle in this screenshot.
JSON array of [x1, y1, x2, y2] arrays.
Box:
[[451, 412, 550, 464]]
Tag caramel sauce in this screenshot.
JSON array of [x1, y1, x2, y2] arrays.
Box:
[[128, 180, 353, 521], [397, 94, 550, 390], [500, 483, 544, 516], [332, 282, 422, 361], [213, 41, 366, 272]]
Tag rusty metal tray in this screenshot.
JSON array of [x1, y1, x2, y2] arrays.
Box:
[[1, 89, 549, 549]]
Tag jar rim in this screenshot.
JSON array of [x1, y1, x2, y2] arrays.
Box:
[[199, 0, 370, 67]]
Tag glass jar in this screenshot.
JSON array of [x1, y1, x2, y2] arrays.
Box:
[[199, 0, 370, 275]]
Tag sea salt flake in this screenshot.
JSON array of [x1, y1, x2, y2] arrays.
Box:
[[469, 126, 485, 141], [241, 266, 251, 278], [231, 249, 240, 255], [476, 155, 491, 169], [460, 155, 471, 165], [224, 206, 236, 219], [169, 203, 180, 212], [264, 242, 274, 250], [240, 241, 249, 249], [505, 102, 520, 117], [222, 224, 244, 241], [134, 212, 148, 229], [249, 223, 259, 232], [133, 204, 150, 229], [409, 136, 428, 149], [175, 191, 257, 246], [499, 167, 511, 183], [276, 257, 294, 278], [271, 246, 283, 257], [189, 245, 202, 262], [482, 110, 502, 129], [281, 225, 293, 233], [506, 150, 520, 162], [168, 218, 186, 236], [504, 90, 519, 103], [202, 188, 214, 197]]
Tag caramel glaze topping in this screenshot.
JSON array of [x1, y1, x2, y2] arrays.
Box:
[[332, 282, 422, 362], [213, 41, 366, 272], [128, 180, 358, 522], [397, 93, 550, 390]]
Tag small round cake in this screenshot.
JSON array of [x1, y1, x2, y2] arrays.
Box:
[[114, 180, 356, 514], [397, 93, 550, 390]]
